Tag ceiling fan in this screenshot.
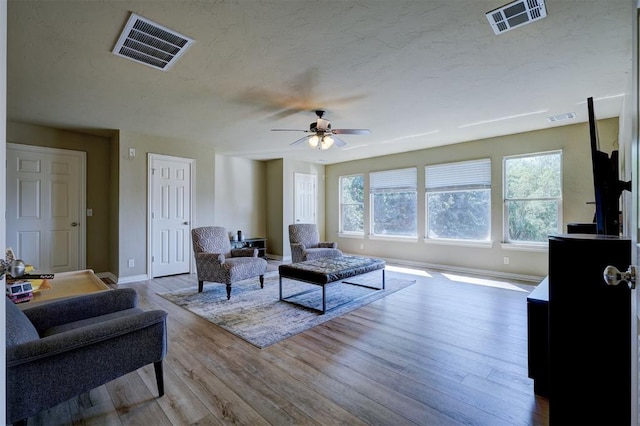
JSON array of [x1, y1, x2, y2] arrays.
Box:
[[271, 110, 371, 150]]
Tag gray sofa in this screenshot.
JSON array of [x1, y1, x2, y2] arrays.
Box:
[[5, 288, 168, 424]]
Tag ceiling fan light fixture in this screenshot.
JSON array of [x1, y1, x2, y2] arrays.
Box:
[[321, 135, 334, 150], [308, 135, 319, 147]]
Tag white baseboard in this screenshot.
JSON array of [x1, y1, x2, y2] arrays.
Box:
[[343, 252, 544, 284], [114, 274, 149, 284]]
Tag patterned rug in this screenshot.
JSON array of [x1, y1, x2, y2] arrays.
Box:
[[158, 270, 415, 348]]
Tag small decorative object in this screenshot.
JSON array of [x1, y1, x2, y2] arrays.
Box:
[[237, 230, 243, 242]]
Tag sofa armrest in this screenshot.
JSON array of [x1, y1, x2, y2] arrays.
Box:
[[318, 242, 338, 249], [231, 248, 258, 257], [195, 251, 225, 264], [23, 288, 138, 332], [7, 309, 168, 367]]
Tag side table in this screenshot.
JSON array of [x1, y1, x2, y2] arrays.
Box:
[[230, 237, 267, 258]]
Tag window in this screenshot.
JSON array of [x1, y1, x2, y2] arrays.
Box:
[[339, 174, 364, 234], [504, 150, 562, 243], [370, 167, 417, 238], [425, 159, 491, 241]]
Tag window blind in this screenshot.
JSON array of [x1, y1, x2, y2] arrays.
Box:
[[426, 159, 491, 192], [370, 167, 417, 192]]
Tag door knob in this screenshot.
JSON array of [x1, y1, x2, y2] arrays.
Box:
[[603, 265, 637, 289], [71, 222, 79, 227], [183, 221, 189, 225]]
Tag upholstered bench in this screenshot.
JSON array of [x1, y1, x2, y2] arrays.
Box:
[[278, 256, 386, 314]]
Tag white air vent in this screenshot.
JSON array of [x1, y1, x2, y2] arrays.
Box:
[[547, 112, 576, 123], [486, 0, 547, 35], [112, 13, 194, 71]]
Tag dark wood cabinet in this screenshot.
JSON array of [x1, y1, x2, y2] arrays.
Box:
[[547, 234, 630, 425], [231, 238, 267, 258], [526, 277, 549, 397]]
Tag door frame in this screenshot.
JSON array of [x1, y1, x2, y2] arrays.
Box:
[[631, 3, 639, 424], [147, 153, 195, 279], [7, 143, 87, 271]]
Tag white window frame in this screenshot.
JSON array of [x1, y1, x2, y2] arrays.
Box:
[[425, 158, 492, 244], [503, 150, 563, 246], [339, 174, 365, 236], [369, 167, 418, 240]]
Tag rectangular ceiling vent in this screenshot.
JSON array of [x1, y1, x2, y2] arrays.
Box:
[[112, 13, 194, 71], [486, 0, 547, 35]]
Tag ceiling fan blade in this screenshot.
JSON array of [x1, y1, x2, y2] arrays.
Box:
[[290, 135, 312, 146], [332, 129, 371, 135], [271, 129, 307, 132], [332, 136, 348, 147]]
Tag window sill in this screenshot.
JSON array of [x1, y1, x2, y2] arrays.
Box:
[[368, 235, 419, 243], [338, 233, 365, 239], [424, 238, 493, 248], [500, 242, 548, 253]]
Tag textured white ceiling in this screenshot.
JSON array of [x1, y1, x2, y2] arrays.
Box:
[[7, 1, 633, 164]]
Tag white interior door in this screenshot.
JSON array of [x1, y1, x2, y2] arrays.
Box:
[[149, 154, 193, 278], [6, 144, 85, 273], [294, 172, 317, 224]]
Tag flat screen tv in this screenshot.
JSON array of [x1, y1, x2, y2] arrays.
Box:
[[587, 96, 631, 235]]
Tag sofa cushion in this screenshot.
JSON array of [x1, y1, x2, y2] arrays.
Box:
[[5, 297, 40, 347]]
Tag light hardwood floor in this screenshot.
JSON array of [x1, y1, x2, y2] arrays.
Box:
[[24, 261, 549, 425]]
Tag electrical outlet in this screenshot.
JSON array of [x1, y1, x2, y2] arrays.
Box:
[[503, 256, 510, 265], [128, 258, 134, 268], [360, 243, 364, 249]]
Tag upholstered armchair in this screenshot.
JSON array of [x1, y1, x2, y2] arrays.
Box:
[[6, 288, 168, 425], [191, 226, 268, 298], [288, 223, 343, 263]]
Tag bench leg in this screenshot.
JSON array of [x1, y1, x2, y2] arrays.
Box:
[[382, 268, 385, 289], [279, 275, 282, 300], [322, 285, 326, 314]]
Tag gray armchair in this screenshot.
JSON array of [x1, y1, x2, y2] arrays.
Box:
[[6, 288, 168, 425], [288, 223, 343, 263], [191, 226, 268, 298]]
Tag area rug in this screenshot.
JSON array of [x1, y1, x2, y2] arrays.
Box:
[[158, 270, 415, 348]]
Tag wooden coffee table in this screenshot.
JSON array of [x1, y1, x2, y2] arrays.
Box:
[[21, 269, 110, 307], [278, 256, 385, 314]]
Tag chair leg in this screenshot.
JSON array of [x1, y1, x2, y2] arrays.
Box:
[[198, 280, 204, 292], [226, 284, 232, 300], [260, 274, 264, 288], [154, 360, 164, 397]]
